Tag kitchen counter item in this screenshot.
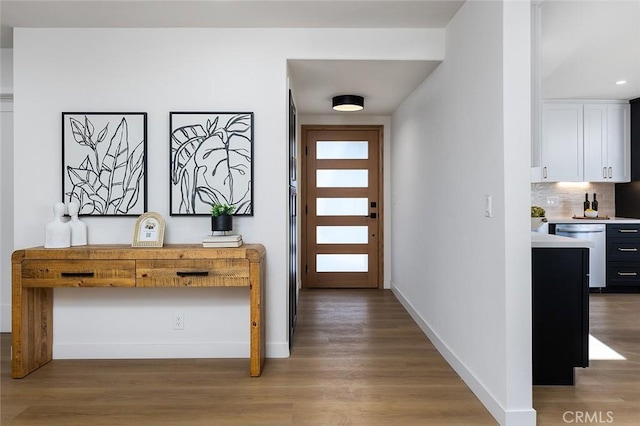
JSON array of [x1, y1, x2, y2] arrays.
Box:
[[572, 215, 611, 220], [531, 217, 548, 230]]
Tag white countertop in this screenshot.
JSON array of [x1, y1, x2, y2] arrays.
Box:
[[547, 216, 640, 224], [531, 232, 593, 248]]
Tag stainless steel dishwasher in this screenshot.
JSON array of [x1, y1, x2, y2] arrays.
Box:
[[553, 224, 606, 288]]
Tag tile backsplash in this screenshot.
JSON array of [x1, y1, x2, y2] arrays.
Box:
[[531, 182, 615, 218]]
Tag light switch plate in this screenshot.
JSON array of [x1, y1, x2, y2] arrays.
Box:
[[485, 194, 492, 218], [546, 196, 559, 206]]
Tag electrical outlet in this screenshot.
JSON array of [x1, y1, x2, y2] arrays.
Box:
[[546, 196, 559, 206], [173, 312, 184, 330]]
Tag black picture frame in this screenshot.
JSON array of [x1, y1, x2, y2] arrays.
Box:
[[62, 112, 148, 217], [169, 112, 254, 216]]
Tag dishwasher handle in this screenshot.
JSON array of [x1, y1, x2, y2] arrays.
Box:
[[555, 227, 605, 234]]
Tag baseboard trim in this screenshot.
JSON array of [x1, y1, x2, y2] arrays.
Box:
[[391, 284, 536, 426], [53, 341, 290, 359]]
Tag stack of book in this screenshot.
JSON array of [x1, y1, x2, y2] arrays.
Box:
[[202, 234, 243, 248]]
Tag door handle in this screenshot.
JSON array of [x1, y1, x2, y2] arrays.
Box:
[[608, 167, 612, 178], [617, 272, 638, 276], [542, 167, 547, 179], [617, 248, 639, 252], [619, 229, 639, 233], [603, 167, 607, 179]]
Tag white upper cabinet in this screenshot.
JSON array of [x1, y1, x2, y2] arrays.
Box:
[[606, 103, 631, 182], [584, 103, 630, 182], [540, 103, 583, 182], [539, 101, 630, 183], [583, 104, 608, 181]]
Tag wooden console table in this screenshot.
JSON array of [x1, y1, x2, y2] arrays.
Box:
[[11, 244, 266, 379]]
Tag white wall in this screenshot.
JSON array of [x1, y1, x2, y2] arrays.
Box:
[[390, 2, 534, 425], [13, 28, 444, 358], [1, 48, 14, 332], [1, 48, 13, 94]]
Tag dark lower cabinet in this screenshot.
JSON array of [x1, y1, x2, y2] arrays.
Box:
[[532, 247, 589, 385], [606, 224, 640, 288]]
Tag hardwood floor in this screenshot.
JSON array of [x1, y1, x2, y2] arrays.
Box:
[[2, 290, 638, 425], [1, 289, 496, 425], [533, 293, 640, 425]]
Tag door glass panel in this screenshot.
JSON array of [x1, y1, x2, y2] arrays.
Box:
[[316, 141, 368, 159], [317, 226, 368, 244], [316, 254, 368, 272], [317, 198, 368, 216], [317, 170, 368, 188]]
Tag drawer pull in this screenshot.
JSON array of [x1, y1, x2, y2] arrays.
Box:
[[618, 229, 639, 233], [617, 248, 639, 252], [61, 272, 95, 278], [176, 271, 209, 277], [617, 272, 638, 276]]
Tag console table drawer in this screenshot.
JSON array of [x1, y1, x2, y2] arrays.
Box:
[[21, 260, 136, 287], [136, 259, 251, 287]]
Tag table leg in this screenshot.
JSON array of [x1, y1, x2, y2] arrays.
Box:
[[12, 261, 53, 378], [249, 261, 265, 377]]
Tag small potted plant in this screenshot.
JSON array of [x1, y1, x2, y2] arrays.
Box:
[[210, 203, 236, 233], [531, 205, 547, 230]]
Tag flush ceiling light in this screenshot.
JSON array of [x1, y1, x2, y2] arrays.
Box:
[[332, 95, 364, 112], [616, 80, 627, 85]]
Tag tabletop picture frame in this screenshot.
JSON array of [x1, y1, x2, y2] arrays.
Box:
[[132, 212, 165, 247]]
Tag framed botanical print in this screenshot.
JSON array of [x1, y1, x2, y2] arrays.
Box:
[[169, 112, 253, 216], [62, 112, 147, 216]]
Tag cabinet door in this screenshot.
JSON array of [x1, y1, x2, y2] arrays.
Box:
[[532, 248, 589, 385], [541, 103, 583, 182], [607, 103, 631, 182], [583, 104, 607, 182]]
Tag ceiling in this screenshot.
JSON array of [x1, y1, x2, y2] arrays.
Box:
[[289, 60, 442, 115], [540, 0, 640, 101], [1, 0, 639, 114]]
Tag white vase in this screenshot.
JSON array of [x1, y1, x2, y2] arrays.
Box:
[[45, 202, 71, 248], [67, 201, 88, 246], [531, 217, 547, 231]]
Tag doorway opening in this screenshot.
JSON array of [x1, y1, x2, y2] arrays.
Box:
[[300, 125, 383, 289]]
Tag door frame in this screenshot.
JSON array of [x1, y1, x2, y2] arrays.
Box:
[[300, 125, 384, 289]]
